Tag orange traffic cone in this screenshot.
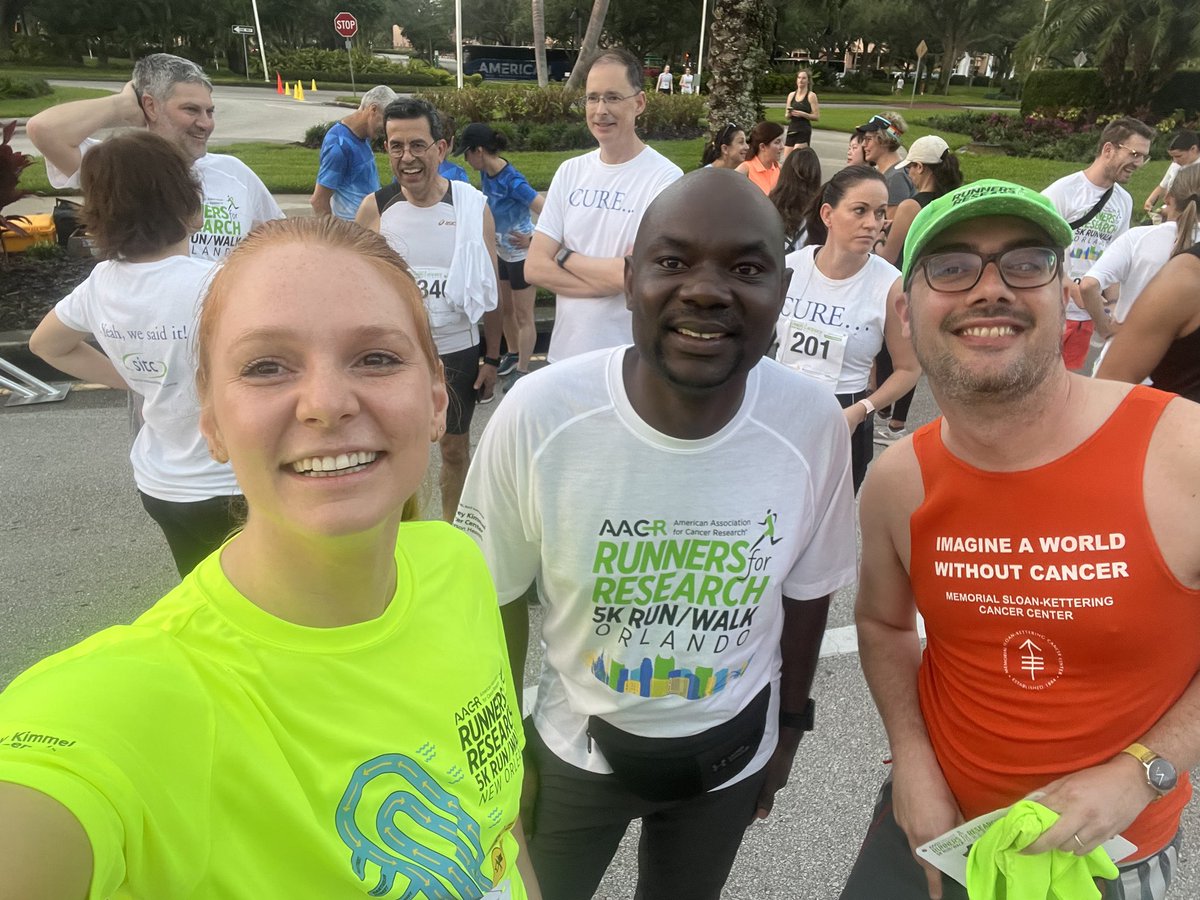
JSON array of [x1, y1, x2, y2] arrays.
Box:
[[311, 79, 318, 91], [276, 72, 284, 94]]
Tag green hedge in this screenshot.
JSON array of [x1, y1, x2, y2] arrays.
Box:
[[259, 49, 453, 87], [1022, 68, 1200, 116], [0, 74, 51, 99]]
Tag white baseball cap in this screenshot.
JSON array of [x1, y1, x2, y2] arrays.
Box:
[[895, 135, 950, 168]]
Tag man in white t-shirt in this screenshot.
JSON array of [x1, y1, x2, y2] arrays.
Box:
[[355, 98, 501, 522], [1041, 116, 1153, 371], [525, 47, 683, 362], [456, 169, 856, 900], [26, 53, 283, 262], [1144, 131, 1199, 216]]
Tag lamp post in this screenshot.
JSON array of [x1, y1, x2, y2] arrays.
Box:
[[250, 0, 269, 81], [696, 0, 708, 89]]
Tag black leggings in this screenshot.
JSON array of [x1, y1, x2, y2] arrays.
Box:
[[139, 492, 243, 577], [837, 391, 873, 494], [873, 343, 916, 423]]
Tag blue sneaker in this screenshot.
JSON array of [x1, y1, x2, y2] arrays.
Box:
[[496, 353, 519, 377]]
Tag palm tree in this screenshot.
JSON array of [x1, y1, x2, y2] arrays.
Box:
[[532, 0, 549, 87], [706, 0, 772, 138], [564, 0, 613, 90], [1023, 0, 1200, 109]]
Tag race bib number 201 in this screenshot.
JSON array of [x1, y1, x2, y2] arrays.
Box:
[[778, 319, 847, 385]]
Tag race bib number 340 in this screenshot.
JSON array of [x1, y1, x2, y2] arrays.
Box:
[[778, 319, 847, 385]]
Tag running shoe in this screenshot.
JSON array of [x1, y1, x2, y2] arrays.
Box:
[[874, 424, 907, 445], [496, 352, 519, 377]]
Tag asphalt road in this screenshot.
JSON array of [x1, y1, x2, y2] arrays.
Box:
[[3, 374, 1197, 899]]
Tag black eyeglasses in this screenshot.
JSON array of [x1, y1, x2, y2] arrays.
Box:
[[918, 247, 1062, 292]]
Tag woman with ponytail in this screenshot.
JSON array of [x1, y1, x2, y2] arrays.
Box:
[[776, 164, 920, 492], [700, 121, 749, 169]]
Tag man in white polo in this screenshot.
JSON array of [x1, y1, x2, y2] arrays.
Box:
[[524, 47, 682, 362]]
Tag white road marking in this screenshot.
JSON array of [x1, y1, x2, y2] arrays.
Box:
[[820, 615, 926, 658]]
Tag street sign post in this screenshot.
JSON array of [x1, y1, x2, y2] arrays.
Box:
[[911, 39, 928, 107], [231, 26, 254, 79], [334, 12, 359, 97]]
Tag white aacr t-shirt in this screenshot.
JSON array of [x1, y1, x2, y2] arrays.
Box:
[[680, 74, 695, 94], [656, 71, 673, 91], [535, 147, 682, 362], [1084, 220, 1200, 375], [1042, 171, 1132, 320], [53, 256, 240, 502], [774, 246, 900, 394], [455, 347, 857, 782], [47, 141, 283, 262]]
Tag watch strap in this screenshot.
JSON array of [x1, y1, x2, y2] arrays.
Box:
[[1123, 742, 1156, 766], [482, 356, 501, 367], [555, 247, 574, 268], [859, 398, 876, 416], [779, 699, 815, 732]]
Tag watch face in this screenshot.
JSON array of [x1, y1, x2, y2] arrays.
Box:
[[1148, 758, 1178, 792]]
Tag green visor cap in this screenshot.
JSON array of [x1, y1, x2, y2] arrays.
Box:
[[901, 179, 1074, 287]]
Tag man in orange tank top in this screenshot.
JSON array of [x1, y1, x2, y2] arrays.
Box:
[[840, 180, 1200, 900]]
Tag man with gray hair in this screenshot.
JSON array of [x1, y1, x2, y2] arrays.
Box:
[[27, 53, 282, 261], [309, 84, 396, 220]]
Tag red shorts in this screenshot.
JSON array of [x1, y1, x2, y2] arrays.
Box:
[[1061, 319, 1094, 369]]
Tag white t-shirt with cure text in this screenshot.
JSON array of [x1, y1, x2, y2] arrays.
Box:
[[535, 146, 682, 362]]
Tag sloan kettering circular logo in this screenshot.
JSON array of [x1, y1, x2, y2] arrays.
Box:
[[1002, 630, 1064, 691]]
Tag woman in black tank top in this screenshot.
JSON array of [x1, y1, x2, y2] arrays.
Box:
[[784, 70, 820, 154], [1097, 243, 1200, 402]]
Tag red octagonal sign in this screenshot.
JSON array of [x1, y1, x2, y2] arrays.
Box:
[[334, 12, 358, 38]]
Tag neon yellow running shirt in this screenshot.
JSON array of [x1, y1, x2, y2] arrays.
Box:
[[0, 521, 526, 899]]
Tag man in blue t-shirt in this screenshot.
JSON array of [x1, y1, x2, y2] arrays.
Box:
[[310, 85, 396, 220]]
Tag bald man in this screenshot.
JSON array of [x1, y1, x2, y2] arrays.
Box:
[[455, 169, 857, 899]]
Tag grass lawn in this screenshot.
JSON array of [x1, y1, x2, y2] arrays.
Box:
[[765, 85, 1019, 108], [13, 128, 1167, 208], [0, 85, 112, 118]]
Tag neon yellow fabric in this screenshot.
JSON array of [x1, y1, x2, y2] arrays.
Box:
[[0, 521, 526, 899], [965, 800, 1120, 900]]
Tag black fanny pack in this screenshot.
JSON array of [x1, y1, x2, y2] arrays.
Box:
[[587, 684, 771, 802]]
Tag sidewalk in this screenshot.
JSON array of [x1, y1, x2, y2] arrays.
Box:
[[7, 193, 317, 219]]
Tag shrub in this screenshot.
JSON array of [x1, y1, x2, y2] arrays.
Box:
[[257, 48, 453, 86], [303, 122, 334, 150], [1020, 70, 1106, 116], [0, 75, 52, 100], [927, 109, 1112, 161]]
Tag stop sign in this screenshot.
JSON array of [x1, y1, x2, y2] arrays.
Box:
[[333, 12, 358, 38]]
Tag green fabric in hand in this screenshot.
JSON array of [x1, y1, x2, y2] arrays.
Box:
[[965, 800, 1120, 900]]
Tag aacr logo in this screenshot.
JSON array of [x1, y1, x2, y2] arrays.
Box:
[[598, 519, 667, 537], [1, 730, 76, 749]]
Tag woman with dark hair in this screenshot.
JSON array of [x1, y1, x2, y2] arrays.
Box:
[[769, 147, 822, 252], [735, 121, 785, 195], [873, 135, 962, 444], [6, 217, 540, 899], [783, 70, 820, 156], [458, 122, 545, 385], [776, 165, 920, 491], [29, 131, 239, 577], [846, 129, 869, 167], [700, 121, 749, 169]]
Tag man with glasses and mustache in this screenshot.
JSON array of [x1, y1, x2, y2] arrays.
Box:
[[1041, 117, 1155, 371], [841, 180, 1200, 900], [355, 98, 501, 522], [524, 48, 682, 362]]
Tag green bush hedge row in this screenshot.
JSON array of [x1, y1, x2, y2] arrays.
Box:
[[1021, 68, 1200, 116], [0, 74, 51, 99], [258, 49, 453, 86]]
